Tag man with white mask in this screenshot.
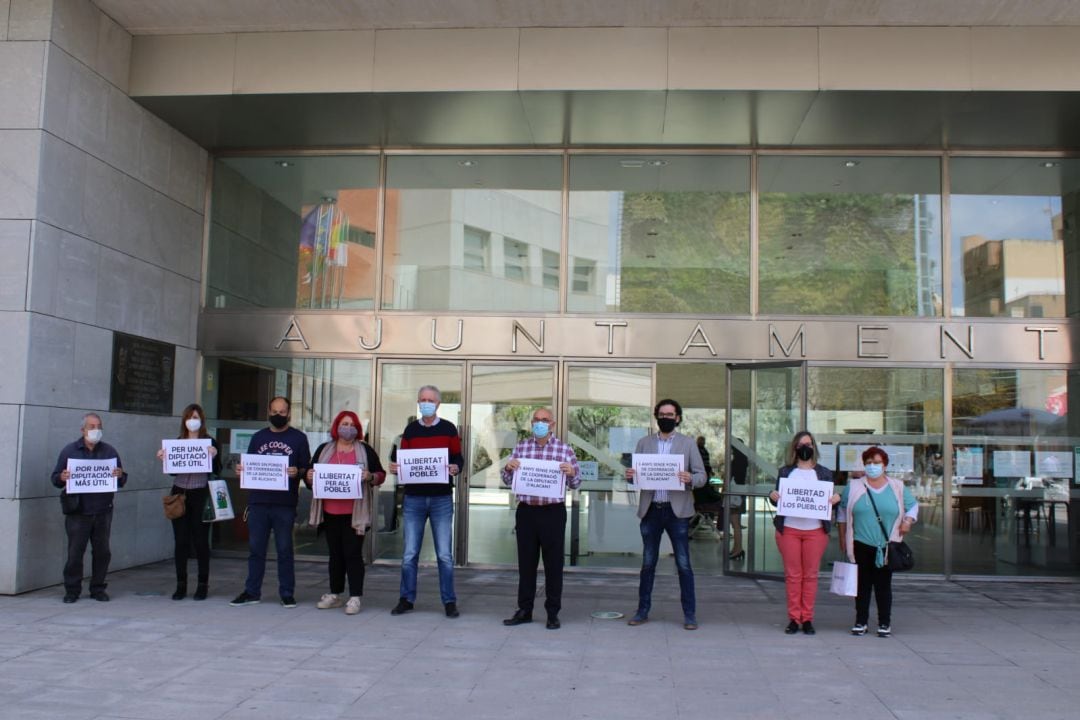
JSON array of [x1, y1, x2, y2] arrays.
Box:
[[51, 413, 127, 603]]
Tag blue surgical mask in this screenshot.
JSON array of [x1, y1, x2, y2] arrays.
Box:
[[532, 421, 550, 439], [418, 401, 437, 418], [864, 463, 884, 479]]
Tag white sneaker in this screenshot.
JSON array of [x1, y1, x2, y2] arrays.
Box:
[[345, 596, 362, 615], [316, 593, 344, 609]]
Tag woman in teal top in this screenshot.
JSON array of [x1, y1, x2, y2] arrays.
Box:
[[837, 446, 918, 638]]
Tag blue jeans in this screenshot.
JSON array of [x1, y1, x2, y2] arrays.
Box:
[[637, 503, 695, 621], [244, 504, 296, 599], [400, 494, 456, 604]]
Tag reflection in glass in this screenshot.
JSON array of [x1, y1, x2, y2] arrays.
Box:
[[466, 365, 555, 565], [383, 155, 563, 312], [207, 156, 380, 310], [567, 366, 652, 568], [568, 155, 750, 313], [199, 356, 373, 554], [808, 367, 944, 574], [952, 368, 1079, 575], [950, 158, 1078, 318], [759, 156, 942, 316]]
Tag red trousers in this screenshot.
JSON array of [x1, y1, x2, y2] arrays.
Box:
[[775, 527, 829, 623]]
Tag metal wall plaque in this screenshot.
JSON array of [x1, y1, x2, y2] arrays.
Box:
[[109, 332, 175, 415]]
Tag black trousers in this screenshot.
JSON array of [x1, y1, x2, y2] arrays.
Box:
[[854, 540, 894, 626], [515, 503, 566, 617], [171, 485, 211, 584], [323, 513, 366, 596], [64, 510, 113, 595]]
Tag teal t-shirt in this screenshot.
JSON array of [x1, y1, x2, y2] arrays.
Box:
[[839, 482, 917, 549]]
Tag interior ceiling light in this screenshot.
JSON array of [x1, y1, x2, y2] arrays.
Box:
[[620, 160, 645, 168], [843, 160, 859, 168], [458, 159, 478, 167], [1041, 161, 1061, 168], [274, 160, 292, 168], [647, 159, 668, 167]]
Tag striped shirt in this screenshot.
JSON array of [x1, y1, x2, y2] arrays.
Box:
[[501, 436, 581, 506], [652, 434, 674, 503]]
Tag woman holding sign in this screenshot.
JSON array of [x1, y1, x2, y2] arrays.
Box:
[[305, 411, 385, 615], [837, 446, 918, 638], [156, 403, 221, 601], [769, 431, 840, 635]]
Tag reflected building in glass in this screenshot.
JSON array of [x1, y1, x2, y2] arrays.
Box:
[[6, 0, 1080, 593]]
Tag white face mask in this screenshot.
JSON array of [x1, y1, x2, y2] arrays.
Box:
[[185, 418, 202, 432], [86, 428, 103, 444]]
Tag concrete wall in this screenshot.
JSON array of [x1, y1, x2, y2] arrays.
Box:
[[0, 0, 206, 593]]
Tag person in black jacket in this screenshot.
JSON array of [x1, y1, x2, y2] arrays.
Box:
[[51, 412, 128, 603], [156, 403, 221, 601]]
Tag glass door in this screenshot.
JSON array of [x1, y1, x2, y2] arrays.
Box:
[[725, 362, 806, 578], [464, 363, 557, 565]]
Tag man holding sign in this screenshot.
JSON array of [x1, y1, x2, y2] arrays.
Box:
[[230, 396, 311, 609], [50, 413, 127, 603], [500, 407, 580, 630], [624, 399, 706, 630], [388, 385, 464, 618]]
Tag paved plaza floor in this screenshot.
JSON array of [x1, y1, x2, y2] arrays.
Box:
[[1, 558, 1079, 719]]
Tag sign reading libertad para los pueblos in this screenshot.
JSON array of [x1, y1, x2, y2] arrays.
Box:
[[161, 439, 213, 474], [240, 453, 289, 491], [777, 469, 834, 521], [313, 464, 363, 499], [397, 448, 449, 484], [66, 458, 117, 494], [511, 458, 565, 500]]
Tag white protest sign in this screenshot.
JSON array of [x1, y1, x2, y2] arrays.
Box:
[[632, 453, 684, 491], [511, 458, 565, 500], [398, 448, 449, 484], [777, 469, 834, 521], [66, 458, 117, 494], [240, 453, 289, 491], [162, 438, 213, 474], [313, 464, 363, 499]]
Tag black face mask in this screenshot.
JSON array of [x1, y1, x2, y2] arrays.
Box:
[[269, 414, 289, 429], [795, 445, 814, 461], [657, 417, 678, 434]]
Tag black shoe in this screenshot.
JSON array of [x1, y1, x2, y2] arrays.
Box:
[[802, 621, 816, 635], [503, 609, 533, 626], [90, 591, 110, 602], [784, 619, 799, 634], [172, 582, 187, 601], [444, 602, 460, 618], [229, 591, 260, 607], [391, 598, 414, 615], [62, 593, 78, 604], [546, 616, 561, 630], [280, 596, 297, 608], [193, 584, 208, 601]]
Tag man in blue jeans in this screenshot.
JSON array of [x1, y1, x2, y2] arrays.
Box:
[[624, 399, 707, 630], [230, 396, 311, 608], [388, 385, 463, 618]]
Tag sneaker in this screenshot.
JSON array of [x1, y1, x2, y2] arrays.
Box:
[[785, 619, 800, 634], [877, 624, 891, 637], [316, 593, 344, 609], [444, 602, 460, 618], [391, 598, 414, 615], [280, 596, 297, 608], [345, 597, 362, 615], [230, 592, 260, 607], [851, 623, 868, 636]]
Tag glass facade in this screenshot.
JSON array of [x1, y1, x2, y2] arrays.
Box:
[[201, 150, 1080, 578]]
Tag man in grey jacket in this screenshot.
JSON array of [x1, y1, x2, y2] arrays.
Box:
[[624, 398, 707, 629]]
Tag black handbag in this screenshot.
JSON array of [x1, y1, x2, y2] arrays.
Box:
[[864, 482, 915, 572], [60, 490, 81, 515]]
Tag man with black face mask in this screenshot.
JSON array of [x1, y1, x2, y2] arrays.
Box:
[[230, 396, 311, 608], [624, 399, 707, 630]]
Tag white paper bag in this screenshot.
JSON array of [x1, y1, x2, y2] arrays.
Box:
[[830, 561, 858, 597], [203, 479, 235, 522]]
